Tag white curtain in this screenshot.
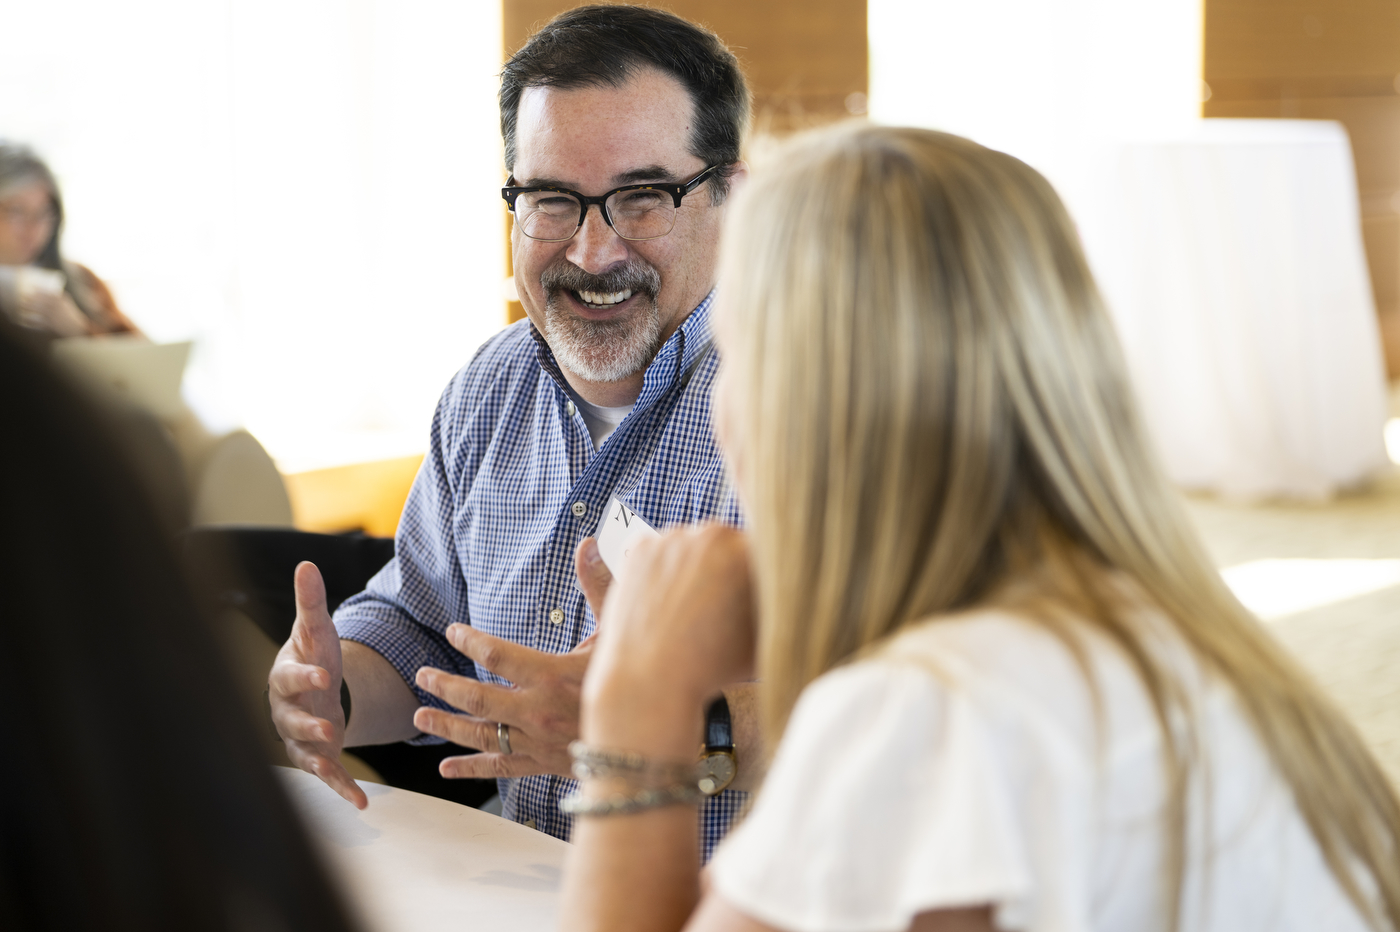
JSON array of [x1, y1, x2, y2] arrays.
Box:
[[868, 0, 1389, 499], [0, 0, 504, 471], [1078, 122, 1388, 500]]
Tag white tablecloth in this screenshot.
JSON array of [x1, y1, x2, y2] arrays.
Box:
[[277, 767, 569, 932], [1062, 119, 1389, 500]]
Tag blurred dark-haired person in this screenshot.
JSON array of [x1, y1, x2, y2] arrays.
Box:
[[0, 320, 359, 932], [268, 4, 757, 856], [0, 143, 140, 338]]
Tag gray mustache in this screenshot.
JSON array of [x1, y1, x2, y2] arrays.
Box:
[[540, 261, 661, 297]]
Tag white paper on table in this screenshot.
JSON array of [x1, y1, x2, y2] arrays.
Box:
[[595, 496, 661, 578]]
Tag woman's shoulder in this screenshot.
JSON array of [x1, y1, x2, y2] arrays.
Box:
[[811, 604, 1181, 760], [861, 609, 1106, 702], [801, 610, 1055, 711], [880, 606, 1065, 663]]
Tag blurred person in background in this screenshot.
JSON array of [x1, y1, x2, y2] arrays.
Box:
[[561, 125, 1400, 932], [0, 142, 140, 338], [0, 318, 356, 932]]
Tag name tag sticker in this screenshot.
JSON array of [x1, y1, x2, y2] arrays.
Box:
[[596, 496, 662, 578]]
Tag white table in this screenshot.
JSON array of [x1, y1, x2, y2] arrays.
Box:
[[277, 767, 570, 932], [1058, 119, 1390, 500]]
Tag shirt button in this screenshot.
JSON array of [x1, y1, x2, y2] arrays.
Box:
[[571, 501, 588, 517], [524, 819, 537, 830], [548, 608, 564, 625], [565, 401, 576, 417]]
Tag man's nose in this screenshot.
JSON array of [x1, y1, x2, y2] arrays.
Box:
[[565, 203, 630, 275]]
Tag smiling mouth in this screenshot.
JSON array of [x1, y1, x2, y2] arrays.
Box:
[[574, 289, 633, 309]]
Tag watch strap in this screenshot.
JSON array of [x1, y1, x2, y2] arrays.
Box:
[[704, 694, 733, 754], [262, 678, 352, 741], [340, 677, 353, 729]]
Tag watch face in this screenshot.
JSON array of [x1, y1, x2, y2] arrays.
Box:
[[698, 752, 737, 795]]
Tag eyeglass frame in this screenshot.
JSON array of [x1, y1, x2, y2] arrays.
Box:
[[501, 163, 724, 243]]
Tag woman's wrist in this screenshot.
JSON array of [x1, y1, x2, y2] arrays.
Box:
[[581, 672, 706, 761]]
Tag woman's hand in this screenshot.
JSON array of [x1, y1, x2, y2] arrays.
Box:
[[580, 524, 757, 757]]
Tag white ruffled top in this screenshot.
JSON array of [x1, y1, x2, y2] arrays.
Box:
[[708, 610, 1374, 932]]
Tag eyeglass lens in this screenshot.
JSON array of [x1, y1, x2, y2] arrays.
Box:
[[515, 188, 676, 242]]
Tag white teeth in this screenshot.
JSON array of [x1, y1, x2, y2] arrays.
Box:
[[577, 289, 632, 306]]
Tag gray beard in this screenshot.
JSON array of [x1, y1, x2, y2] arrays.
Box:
[[540, 261, 665, 383]]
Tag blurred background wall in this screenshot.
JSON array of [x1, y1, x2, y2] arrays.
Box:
[[869, 0, 1203, 167], [7, 0, 1400, 513], [0, 0, 503, 474]]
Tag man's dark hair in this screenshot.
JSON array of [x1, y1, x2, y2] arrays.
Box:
[[500, 4, 750, 203]]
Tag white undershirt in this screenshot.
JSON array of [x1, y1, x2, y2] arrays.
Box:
[[571, 394, 634, 451]]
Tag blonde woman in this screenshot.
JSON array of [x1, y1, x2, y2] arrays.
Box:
[[559, 125, 1400, 932]]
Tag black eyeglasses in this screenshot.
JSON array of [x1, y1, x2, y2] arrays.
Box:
[[502, 164, 722, 243]]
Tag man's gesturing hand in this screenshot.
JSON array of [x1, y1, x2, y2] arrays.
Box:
[[268, 561, 368, 809], [412, 537, 615, 779]]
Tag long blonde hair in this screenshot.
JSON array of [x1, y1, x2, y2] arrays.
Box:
[[720, 124, 1400, 928]]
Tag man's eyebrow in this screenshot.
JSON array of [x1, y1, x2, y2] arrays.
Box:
[[513, 176, 574, 189], [511, 166, 682, 190], [612, 165, 680, 185]]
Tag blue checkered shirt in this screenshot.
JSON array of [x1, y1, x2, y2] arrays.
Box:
[[335, 293, 746, 858]]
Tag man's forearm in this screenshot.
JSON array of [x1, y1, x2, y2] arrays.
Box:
[[342, 640, 422, 747], [724, 682, 763, 793]]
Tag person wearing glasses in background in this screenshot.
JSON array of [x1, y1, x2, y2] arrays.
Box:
[[0, 144, 140, 340], [268, 5, 757, 856]]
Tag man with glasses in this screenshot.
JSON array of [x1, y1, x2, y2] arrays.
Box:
[[268, 5, 754, 858]]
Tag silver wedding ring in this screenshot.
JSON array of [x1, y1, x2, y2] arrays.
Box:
[[497, 722, 513, 755]]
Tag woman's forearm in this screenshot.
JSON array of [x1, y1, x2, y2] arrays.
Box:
[[561, 526, 758, 932], [560, 681, 707, 932], [562, 803, 701, 932]]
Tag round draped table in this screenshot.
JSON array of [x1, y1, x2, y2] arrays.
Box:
[[1061, 119, 1390, 500], [277, 767, 570, 932]]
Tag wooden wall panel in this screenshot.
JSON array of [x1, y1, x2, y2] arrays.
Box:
[[1205, 0, 1400, 84], [504, 0, 867, 131], [502, 0, 868, 323], [283, 455, 425, 536], [1206, 0, 1400, 376]]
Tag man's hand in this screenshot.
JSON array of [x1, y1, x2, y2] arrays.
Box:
[[412, 537, 615, 779], [268, 562, 368, 809]]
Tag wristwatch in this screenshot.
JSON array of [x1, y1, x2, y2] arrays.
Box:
[[698, 695, 736, 795]]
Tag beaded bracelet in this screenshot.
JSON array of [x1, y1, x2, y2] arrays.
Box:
[[561, 741, 705, 817], [558, 781, 703, 817], [567, 740, 698, 783]]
